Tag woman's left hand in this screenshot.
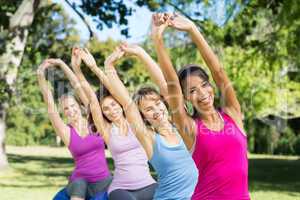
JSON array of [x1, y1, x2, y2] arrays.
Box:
[[104, 47, 124, 67], [71, 47, 82, 70], [151, 13, 171, 40], [168, 13, 196, 32]]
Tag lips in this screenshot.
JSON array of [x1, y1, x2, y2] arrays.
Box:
[[153, 112, 163, 120], [111, 113, 119, 118], [198, 95, 211, 104]]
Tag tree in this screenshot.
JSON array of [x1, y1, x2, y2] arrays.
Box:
[[0, 0, 43, 169], [0, 0, 160, 169]]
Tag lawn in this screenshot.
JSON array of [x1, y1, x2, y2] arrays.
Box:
[[0, 146, 299, 200]]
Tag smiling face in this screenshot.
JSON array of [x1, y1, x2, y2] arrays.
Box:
[[100, 95, 124, 122], [183, 75, 215, 114], [59, 95, 82, 123], [133, 88, 169, 128], [139, 94, 169, 127], [178, 65, 215, 117]]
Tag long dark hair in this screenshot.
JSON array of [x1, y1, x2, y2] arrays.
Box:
[[177, 64, 211, 119]]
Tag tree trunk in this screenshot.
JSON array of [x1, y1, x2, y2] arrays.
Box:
[[0, 105, 8, 169], [0, 0, 41, 170]]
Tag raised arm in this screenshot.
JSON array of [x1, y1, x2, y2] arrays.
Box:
[[46, 58, 89, 108], [37, 60, 70, 146], [78, 48, 114, 94], [104, 48, 154, 160], [151, 13, 195, 150], [169, 13, 242, 121], [119, 43, 168, 100], [71, 47, 110, 142]]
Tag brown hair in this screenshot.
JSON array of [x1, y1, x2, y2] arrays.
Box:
[[177, 64, 211, 119], [133, 86, 168, 126]]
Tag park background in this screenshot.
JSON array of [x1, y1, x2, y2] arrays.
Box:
[[0, 0, 300, 199]]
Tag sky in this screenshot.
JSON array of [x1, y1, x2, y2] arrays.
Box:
[[53, 0, 153, 43], [52, 0, 235, 43]]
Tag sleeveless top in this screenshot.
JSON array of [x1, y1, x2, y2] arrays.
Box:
[[107, 123, 156, 193], [191, 111, 250, 200], [150, 130, 198, 200], [68, 125, 111, 183]]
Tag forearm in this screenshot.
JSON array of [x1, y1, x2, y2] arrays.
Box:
[[86, 64, 113, 91], [104, 64, 133, 108], [138, 50, 168, 97], [153, 37, 179, 83], [37, 74, 58, 115], [72, 67, 96, 102], [59, 62, 89, 107], [189, 26, 225, 84], [153, 36, 183, 107]]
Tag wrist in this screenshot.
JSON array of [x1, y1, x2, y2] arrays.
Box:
[[37, 67, 45, 75], [188, 24, 199, 35], [151, 32, 163, 41], [136, 48, 146, 57]]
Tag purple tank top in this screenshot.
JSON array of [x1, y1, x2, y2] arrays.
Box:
[[191, 111, 250, 200], [68, 125, 110, 183]]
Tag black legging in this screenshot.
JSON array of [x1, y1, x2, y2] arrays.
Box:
[[109, 183, 157, 200]]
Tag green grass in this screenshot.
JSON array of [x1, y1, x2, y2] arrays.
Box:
[[0, 146, 299, 200]]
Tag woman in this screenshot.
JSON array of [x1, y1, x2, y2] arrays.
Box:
[[103, 47, 198, 200], [151, 13, 250, 200], [37, 52, 111, 200], [71, 47, 160, 200]]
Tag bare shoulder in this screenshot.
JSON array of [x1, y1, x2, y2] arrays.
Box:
[[223, 107, 247, 136]]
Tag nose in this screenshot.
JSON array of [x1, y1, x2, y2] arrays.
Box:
[[109, 106, 119, 114], [152, 107, 161, 118], [196, 87, 208, 98]]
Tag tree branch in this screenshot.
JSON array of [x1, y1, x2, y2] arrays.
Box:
[[64, 0, 94, 38]]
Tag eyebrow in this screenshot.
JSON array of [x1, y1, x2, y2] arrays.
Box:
[[144, 106, 153, 110], [189, 86, 197, 91], [102, 105, 109, 109]]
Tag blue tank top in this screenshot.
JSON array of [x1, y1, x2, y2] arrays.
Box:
[[149, 131, 198, 200]]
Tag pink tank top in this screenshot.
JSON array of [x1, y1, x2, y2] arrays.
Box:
[[191, 111, 250, 200], [68, 125, 111, 183]]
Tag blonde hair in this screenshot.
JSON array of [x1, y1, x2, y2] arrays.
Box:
[[58, 93, 87, 116]]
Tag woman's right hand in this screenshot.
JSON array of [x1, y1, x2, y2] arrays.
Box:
[[151, 13, 171, 40], [37, 60, 51, 75], [119, 42, 144, 56], [79, 48, 98, 69]]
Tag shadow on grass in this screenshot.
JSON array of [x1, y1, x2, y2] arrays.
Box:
[[3, 153, 300, 195], [249, 158, 300, 194], [2, 153, 115, 189]]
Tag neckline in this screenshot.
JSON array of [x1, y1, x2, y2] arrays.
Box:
[[199, 111, 225, 133], [157, 129, 182, 148], [69, 125, 90, 140], [111, 122, 130, 137]]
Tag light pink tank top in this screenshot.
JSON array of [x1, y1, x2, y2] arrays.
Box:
[[107, 123, 155, 193]]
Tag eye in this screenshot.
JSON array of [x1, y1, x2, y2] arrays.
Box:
[[155, 100, 160, 106], [202, 81, 209, 87], [145, 107, 152, 112], [102, 107, 108, 111], [189, 88, 196, 94]]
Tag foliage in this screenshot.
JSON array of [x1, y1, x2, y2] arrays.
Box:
[[1, 0, 300, 155]]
